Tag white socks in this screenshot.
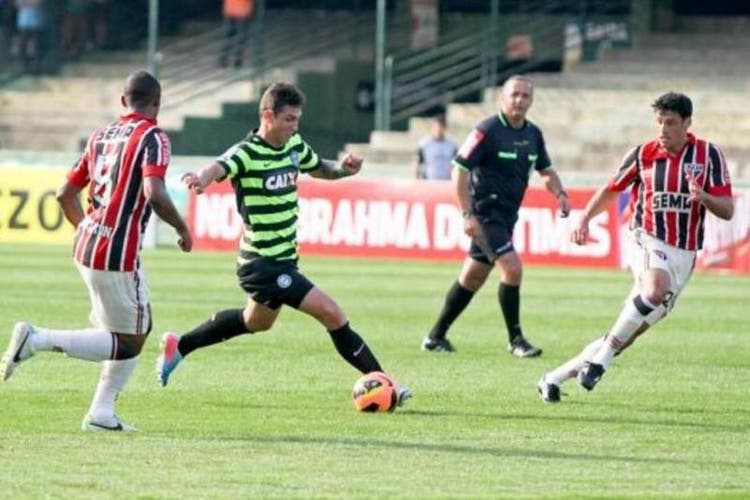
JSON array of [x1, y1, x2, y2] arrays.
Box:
[[589, 295, 657, 369], [30, 328, 113, 361], [26, 325, 139, 423], [88, 358, 138, 422], [546, 337, 604, 385]]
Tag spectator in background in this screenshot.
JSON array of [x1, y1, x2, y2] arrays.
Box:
[[60, 0, 90, 58], [89, 0, 109, 49], [13, 0, 45, 74], [1, 0, 17, 57], [220, 0, 253, 68], [413, 114, 458, 180]]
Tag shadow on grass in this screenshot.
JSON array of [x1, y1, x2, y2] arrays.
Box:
[[211, 433, 750, 469], [401, 407, 748, 433]]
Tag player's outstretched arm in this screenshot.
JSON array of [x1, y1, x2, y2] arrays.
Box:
[[308, 153, 362, 180], [182, 162, 226, 194]]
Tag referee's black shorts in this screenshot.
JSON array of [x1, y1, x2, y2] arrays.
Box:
[[469, 216, 517, 265], [236, 257, 315, 310]]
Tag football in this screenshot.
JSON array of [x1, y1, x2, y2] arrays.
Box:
[[352, 371, 400, 412]]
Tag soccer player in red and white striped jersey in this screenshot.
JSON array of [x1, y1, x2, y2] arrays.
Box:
[[538, 92, 735, 403], [0, 71, 192, 431]]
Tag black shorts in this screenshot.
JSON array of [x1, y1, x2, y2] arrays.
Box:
[[469, 217, 516, 265], [236, 257, 315, 310]]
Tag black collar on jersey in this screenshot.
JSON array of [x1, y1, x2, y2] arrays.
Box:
[[244, 128, 298, 151], [497, 112, 527, 130]]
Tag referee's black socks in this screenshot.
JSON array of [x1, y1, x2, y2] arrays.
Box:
[[178, 309, 249, 356], [428, 281, 475, 340], [498, 283, 523, 342], [328, 322, 383, 374]]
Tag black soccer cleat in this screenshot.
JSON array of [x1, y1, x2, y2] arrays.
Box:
[[421, 336, 455, 353], [537, 376, 561, 403], [578, 362, 605, 391], [507, 336, 542, 358]]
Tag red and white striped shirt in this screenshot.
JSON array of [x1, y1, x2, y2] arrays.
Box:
[[607, 133, 732, 251], [67, 112, 171, 271]]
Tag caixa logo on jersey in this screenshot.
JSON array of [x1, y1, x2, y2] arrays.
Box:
[[263, 166, 299, 194], [683, 163, 704, 180]]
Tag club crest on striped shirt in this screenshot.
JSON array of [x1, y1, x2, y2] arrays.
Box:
[[289, 150, 300, 168], [683, 163, 704, 179]]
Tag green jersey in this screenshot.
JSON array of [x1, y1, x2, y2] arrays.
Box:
[[218, 131, 320, 264]]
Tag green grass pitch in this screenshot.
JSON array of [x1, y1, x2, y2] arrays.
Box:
[[0, 244, 748, 498]]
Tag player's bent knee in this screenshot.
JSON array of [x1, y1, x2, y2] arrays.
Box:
[[113, 333, 147, 359], [247, 319, 272, 332]]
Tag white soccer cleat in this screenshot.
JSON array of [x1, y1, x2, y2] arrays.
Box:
[[1, 322, 36, 381], [537, 375, 561, 403], [81, 414, 137, 433], [396, 386, 413, 408]]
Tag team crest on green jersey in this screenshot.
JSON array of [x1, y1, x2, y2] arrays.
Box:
[[289, 150, 300, 168]]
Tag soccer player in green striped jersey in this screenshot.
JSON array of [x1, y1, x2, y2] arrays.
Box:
[[156, 82, 411, 407]]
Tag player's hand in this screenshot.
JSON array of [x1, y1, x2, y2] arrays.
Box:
[[558, 193, 570, 218], [341, 153, 363, 175], [687, 176, 704, 203], [181, 172, 204, 194], [176, 226, 193, 253], [571, 218, 589, 246]]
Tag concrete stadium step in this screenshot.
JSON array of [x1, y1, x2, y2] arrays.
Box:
[[633, 32, 750, 50], [346, 142, 413, 165]]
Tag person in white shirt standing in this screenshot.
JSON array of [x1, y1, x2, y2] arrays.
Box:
[[413, 114, 458, 180]]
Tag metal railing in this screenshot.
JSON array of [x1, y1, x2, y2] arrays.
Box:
[[157, 9, 412, 111], [152, 2, 625, 127], [381, 21, 565, 129], [378, 0, 630, 130]]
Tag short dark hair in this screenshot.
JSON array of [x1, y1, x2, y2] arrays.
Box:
[[259, 82, 306, 115], [123, 70, 160, 109], [652, 92, 692, 119], [431, 114, 446, 126]]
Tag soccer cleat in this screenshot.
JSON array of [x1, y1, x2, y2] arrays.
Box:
[[537, 376, 561, 403], [508, 336, 542, 358], [81, 414, 137, 433], [578, 361, 605, 391], [156, 332, 183, 387], [421, 336, 455, 353], [1, 322, 36, 381], [396, 386, 413, 408]]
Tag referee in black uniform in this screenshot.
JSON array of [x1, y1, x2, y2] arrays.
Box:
[[422, 75, 570, 357]]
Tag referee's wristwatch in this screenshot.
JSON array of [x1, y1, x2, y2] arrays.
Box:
[[461, 210, 472, 219]]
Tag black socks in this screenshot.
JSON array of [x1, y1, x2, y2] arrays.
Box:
[[328, 322, 382, 374], [428, 281, 475, 340], [499, 283, 523, 342], [178, 309, 250, 357]]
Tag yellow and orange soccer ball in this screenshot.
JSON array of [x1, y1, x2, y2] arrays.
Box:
[[352, 371, 400, 412]]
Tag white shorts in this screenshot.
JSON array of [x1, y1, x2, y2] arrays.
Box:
[[626, 229, 696, 320], [76, 262, 151, 335]]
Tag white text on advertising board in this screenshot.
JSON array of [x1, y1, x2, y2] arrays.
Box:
[[193, 192, 611, 257]]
